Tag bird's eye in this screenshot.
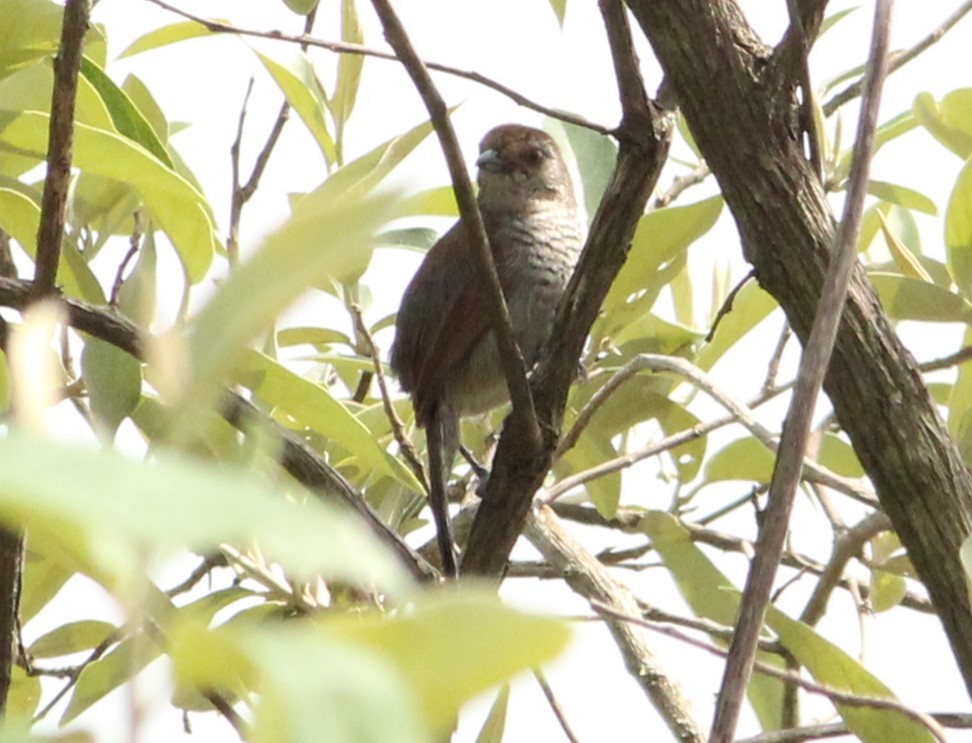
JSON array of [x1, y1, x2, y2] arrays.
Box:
[[525, 147, 544, 165]]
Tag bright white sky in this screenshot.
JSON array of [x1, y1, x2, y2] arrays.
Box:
[[31, 1, 972, 741]]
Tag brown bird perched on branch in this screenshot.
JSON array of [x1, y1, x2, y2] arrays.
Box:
[[391, 124, 584, 577]]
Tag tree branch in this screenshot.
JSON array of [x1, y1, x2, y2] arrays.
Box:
[[527, 506, 706, 742], [34, 0, 90, 295], [627, 0, 972, 702], [141, 0, 610, 135], [710, 3, 893, 737]]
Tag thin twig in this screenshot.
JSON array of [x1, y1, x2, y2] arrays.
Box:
[[109, 211, 143, 307], [350, 304, 428, 493], [920, 344, 972, 373], [762, 323, 792, 395], [652, 161, 711, 209], [548, 355, 876, 506], [164, 554, 227, 598], [739, 713, 972, 743], [34, 0, 90, 295], [823, 0, 972, 115], [141, 0, 610, 135], [706, 269, 756, 343], [533, 669, 583, 743], [592, 600, 950, 743], [710, 4, 894, 740]]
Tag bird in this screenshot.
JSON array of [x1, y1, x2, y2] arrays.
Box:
[[390, 124, 584, 577]]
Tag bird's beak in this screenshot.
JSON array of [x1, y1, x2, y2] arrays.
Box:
[[476, 148, 504, 173]]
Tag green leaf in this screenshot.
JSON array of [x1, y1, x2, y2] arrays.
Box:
[[869, 273, 972, 322], [0, 0, 63, 77], [474, 685, 510, 743], [817, 433, 864, 478], [62, 632, 160, 724], [0, 111, 217, 282], [325, 589, 570, 734], [6, 665, 41, 720], [237, 351, 421, 491], [282, 0, 320, 13], [703, 437, 775, 484], [0, 187, 103, 300], [20, 552, 73, 623], [331, 0, 364, 143], [79, 57, 172, 167], [29, 620, 117, 658], [947, 328, 972, 465], [393, 185, 457, 218], [914, 90, 972, 159], [836, 111, 918, 181], [819, 6, 859, 37], [556, 431, 620, 517], [181, 187, 394, 421], [0, 433, 412, 597], [547, 0, 567, 26], [117, 229, 158, 328], [764, 607, 936, 742], [696, 280, 778, 371], [276, 326, 352, 349], [118, 20, 213, 59], [554, 118, 617, 222], [253, 47, 335, 164], [869, 569, 907, 612], [866, 180, 936, 216], [946, 155, 972, 298], [319, 116, 440, 202], [81, 337, 143, 438], [604, 197, 723, 314], [877, 209, 933, 282]]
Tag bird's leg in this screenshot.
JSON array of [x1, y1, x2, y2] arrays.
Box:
[[427, 403, 460, 578]]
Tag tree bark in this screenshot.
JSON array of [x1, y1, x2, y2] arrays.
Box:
[[625, 0, 972, 697]]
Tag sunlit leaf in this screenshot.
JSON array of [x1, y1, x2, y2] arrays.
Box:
[[331, 0, 364, 143], [867, 180, 936, 216], [696, 280, 778, 371], [181, 187, 394, 419], [914, 89, 972, 159], [946, 154, 972, 298], [118, 20, 213, 59], [79, 56, 172, 166], [29, 620, 117, 658], [81, 337, 143, 438], [877, 210, 933, 283], [0, 434, 411, 596], [253, 46, 335, 164], [703, 436, 775, 484], [237, 351, 421, 490], [870, 273, 972, 323], [0, 0, 63, 77], [765, 607, 936, 742], [474, 685, 510, 743], [0, 111, 217, 282], [554, 118, 617, 222]]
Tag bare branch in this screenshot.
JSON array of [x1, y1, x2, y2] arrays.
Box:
[[141, 0, 610, 135], [533, 670, 583, 743], [710, 3, 894, 738], [823, 0, 972, 115]]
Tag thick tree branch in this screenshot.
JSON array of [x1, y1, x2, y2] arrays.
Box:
[[626, 0, 972, 702], [527, 506, 706, 742], [711, 3, 893, 737], [461, 0, 672, 577]]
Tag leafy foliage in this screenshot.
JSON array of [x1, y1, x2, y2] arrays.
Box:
[[0, 0, 968, 741]]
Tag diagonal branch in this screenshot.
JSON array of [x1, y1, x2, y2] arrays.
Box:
[[710, 2, 894, 739]]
